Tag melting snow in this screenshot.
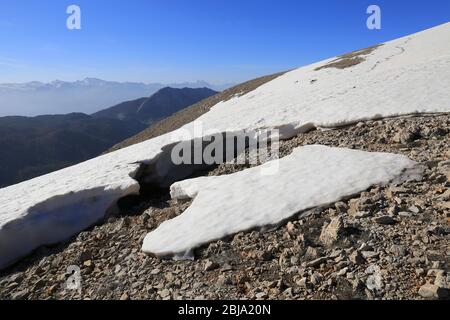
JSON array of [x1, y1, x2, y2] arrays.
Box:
[[181, 22, 450, 138], [142, 145, 418, 258], [1, 23, 449, 269]]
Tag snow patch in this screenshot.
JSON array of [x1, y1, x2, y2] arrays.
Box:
[[142, 145, 419, 259], [183, 23, 450, 137]]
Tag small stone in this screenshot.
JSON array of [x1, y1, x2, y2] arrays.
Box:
[[6, 282, 19, 290], [362, 251, 379, 259], [427, 269, 444, 277], [348, 198, 364, 215], [415, 268, 425, 276], [373, 215, 396, 225], [120, 293, 129, 300], [165, 272, 175, 282], [306, 257, 327, 268], [150, 268, 160, 275], [365, 264, 380, 274], [77, 250, 92, 263], [354, 211, 370, 219], [283, 287, 293, 296], [158, 289, 171, 298], [279, 251, 291, 268], [255, 292, 267, 299], [389, 244, 407, 257], [329, 249, 343, 259], [265, 280, 278, 289], [296, 277, 308, 288], [445, 149, 450, 160], [393, 126, 421, 144], [358, 243, 372, 252], [386, 186, 408, 197], [83, 260, 93, 267], [304, 246, 320, 260], [203, 260, 219, 271], [11, 289, 29, 300], [221, 263, 233, 272], [387, 205, 400, 215], [46, 284, 58, 296], [336, 267, 348, 276], [431, 261, 441, 269], [217, 274, 232, 286], [434, 273, 449, 289], [334, 253, 347, 263], [366, 272, 383, 291], [9, 273, 23, 283], [408, 205, 420, 214], [418, 284, 448, 298], [319, 217, 344, 246], [290, 256, 299, 265], [349, 251, 365, 265], [439, 189, 450, 201], [398, 211, 412, 217], [310, 272, 323, 285], [334, 202, 348, 214], [286, 222, 296, 235]]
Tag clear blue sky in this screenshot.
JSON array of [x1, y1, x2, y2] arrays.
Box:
[[0, 0, 448, 84]]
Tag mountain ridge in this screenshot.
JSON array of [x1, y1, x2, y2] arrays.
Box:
[[0, 78, 234, 117], [92, 87, 217, 124], [0, 86, 218, 188], [0, 113, 147, 188]]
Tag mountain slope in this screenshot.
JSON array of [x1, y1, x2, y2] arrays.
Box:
[[0, 22, 449, 274], [2, 113, 448, 300], [0, 114, 146, 188], [92, 87, 217, 124], [107, 72, 285, 152]]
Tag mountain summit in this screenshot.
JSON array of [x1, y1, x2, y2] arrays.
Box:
[[0, 79, 230, 117]]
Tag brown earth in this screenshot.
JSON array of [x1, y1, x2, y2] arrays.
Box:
[[314, 45, 382, 71]]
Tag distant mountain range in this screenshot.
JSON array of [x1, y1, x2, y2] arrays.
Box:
[[0, 78, 233, 117], [0, 86, 217, 187]]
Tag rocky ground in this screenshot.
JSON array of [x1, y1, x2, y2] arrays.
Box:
[[0, 114, 449, 300]]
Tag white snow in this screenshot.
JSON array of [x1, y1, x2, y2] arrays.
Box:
[[179, 22, 450, 139], [142, 145, 418, 258], [1, 22, 449, 269]]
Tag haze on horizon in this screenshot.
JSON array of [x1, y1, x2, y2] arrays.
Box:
[[1, 0, 449, 84]]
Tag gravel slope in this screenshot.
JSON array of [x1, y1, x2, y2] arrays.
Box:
[[1, 114, 448, 300]]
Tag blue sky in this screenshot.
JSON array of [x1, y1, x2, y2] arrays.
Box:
[[0, 0, 448, 84]]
